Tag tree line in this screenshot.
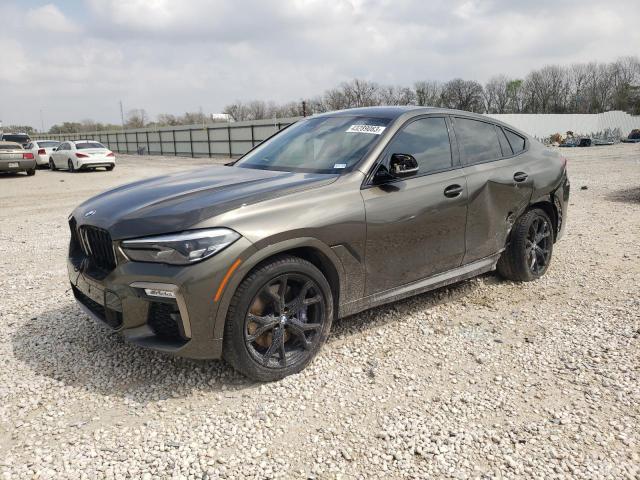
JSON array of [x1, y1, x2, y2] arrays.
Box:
[[7, 56, 636, 135], [224, 56, 640, 121]]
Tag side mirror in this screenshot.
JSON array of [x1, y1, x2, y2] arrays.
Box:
[[389, 153, 419, 178]]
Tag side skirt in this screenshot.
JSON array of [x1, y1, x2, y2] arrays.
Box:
[[338, 254, 500, 318]]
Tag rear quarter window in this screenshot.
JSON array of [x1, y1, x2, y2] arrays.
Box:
[[505, 129, 526, 153]]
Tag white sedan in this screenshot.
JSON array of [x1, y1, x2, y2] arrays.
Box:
[[25, 140, 60, 167], [49, 140, 116, 172]]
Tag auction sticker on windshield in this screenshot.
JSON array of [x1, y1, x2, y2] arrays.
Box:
[[346, 125, 386, 135]]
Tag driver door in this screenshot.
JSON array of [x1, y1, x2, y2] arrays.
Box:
[[361, 116, 468, 295]]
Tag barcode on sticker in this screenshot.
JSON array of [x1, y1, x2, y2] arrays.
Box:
[[346, 125, 386, 135]]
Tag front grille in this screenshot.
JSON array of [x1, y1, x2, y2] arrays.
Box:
[[148, 302, 184, 341], [77, 225, 117, 273]]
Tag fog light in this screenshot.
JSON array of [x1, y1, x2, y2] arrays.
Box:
[[144, 288, 176, 299]]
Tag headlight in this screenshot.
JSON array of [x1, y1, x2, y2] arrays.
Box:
[[121, 228, 240, 265]]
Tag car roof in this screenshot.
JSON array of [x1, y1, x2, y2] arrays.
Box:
[[313, 106, 493, 121], [69, 139, 102, 143]]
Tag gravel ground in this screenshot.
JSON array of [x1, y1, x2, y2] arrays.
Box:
[[1, 145, 639, 479]]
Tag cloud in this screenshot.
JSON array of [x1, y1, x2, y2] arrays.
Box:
[[0, 0, 639, 128], [25, 4, 81, 34]]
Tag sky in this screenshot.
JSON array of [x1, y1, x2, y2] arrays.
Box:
[[1, 0, 639, 130]]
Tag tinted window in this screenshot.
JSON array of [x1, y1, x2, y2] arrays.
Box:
[[496, 127, 513, 156], [2, 134, 30, 144], [505, 130, 526, 153], [76, 142, 106, 149], [60, 143, 69, 150], [386, 117, 452, 174], [454, 118, 502, 164]]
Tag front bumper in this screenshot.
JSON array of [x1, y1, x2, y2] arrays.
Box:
[[67, 236, 255, 359]]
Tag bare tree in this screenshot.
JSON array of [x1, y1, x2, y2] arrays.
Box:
[[483, 75, 510, 113], [125, 109, 147, 128], [414, 81, 442, 107], [441, 79, 484, 112]]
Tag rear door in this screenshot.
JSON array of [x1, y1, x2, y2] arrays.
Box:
[[361, 116, 468, 294], [452, 117, 535, 264]]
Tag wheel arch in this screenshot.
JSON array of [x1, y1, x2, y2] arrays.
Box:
[[528, 197, 559, 241], [212, 238, 344, 339]]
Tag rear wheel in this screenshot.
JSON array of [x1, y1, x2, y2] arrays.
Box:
[[26, 169, 36, 176], [106, 165, 115, 171], [68, 159, 76, 172], [49, 158, 56, 170], [497, 208, 554, 282], [223, 255, 333, 381]]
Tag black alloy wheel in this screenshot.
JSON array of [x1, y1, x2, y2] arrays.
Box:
[[526, 215, 552, 275], [497, 208, 554, 282], [223, 255, 333, 381], [245, 273, 325, 368]]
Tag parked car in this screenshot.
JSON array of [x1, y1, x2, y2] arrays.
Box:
[[49, 140, 115, 172], [1, 133, 31, 147], [0, 141, 36, 175], [25, 140, 60, 168], [67, 107, 570, 381]]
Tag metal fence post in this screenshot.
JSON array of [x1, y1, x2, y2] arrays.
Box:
[[251, 125, 255, 147], [172, 129, 177, 156], [206, 127, 211, 158], [146, 131, 150, 154], [189, 129, 194, 158], [227, 125, 232, 157], [159, 131, 164, 155]]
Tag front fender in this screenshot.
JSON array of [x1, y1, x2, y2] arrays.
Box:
[[211, 237, 347, 340]]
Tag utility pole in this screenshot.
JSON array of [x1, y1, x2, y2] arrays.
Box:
[[40, 109, 44, 133], [302, 100, 307, 117], [119, 100, 125, 129]]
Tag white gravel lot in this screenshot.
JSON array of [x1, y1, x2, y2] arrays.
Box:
[[0, 145, 639, 479]]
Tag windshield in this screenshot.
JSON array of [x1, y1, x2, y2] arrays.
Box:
[[76, 142, 105, 149], [2, 135, 29, 143], [38, 141, 60, 148], [235, 116, 391, 173]]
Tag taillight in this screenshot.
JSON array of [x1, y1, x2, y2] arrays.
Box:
[[106, 152, 115, 157], [38, 148, 46, 155], [23, 152, 34, 159], [75, 153, 89, 158]]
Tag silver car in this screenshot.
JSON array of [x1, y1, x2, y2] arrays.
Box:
[[0, 141, 36, 175]]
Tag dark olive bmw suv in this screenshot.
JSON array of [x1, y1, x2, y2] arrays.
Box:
[[68, 107, 569, 381]]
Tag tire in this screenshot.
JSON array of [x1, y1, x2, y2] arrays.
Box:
[[26, 169, 36, 176], [223, 255, 333, 381], [68, 159, 76, 172], [497, 208, 554, 282], [106, 165, 115, 171], [49, 158, 56, 170]]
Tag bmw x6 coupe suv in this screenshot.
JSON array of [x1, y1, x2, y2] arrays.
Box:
[[67, 107, 569, 381]]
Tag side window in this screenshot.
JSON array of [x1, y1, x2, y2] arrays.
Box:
[[61, 143, 69, 150], [386, 117, 452, 175], [454, 118, 502, 165], [505, 129, 526, 153], [496, 127, 513, 156]]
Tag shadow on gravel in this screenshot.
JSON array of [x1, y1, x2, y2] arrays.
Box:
[[606, 186, 640, 204], [12, 274, 490, 403]]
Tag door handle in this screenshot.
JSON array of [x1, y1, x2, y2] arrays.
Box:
[[513, 171, 528, 182], [444, 184, 463, 198]]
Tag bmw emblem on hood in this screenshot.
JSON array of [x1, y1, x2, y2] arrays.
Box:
[[84, 210, 96, 217]]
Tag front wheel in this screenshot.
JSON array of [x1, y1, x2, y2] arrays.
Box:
[[223, 255, 333, 381], [497, 208, 554, 282]]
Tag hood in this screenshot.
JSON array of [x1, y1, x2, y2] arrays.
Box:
[[72, 165, 337, 240]]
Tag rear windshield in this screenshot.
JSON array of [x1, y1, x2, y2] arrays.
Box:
[[2, 135, 30, 143], [76, 142, 105, 149], [38, 141, 60, 148], [0, 144, 22, 150]]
